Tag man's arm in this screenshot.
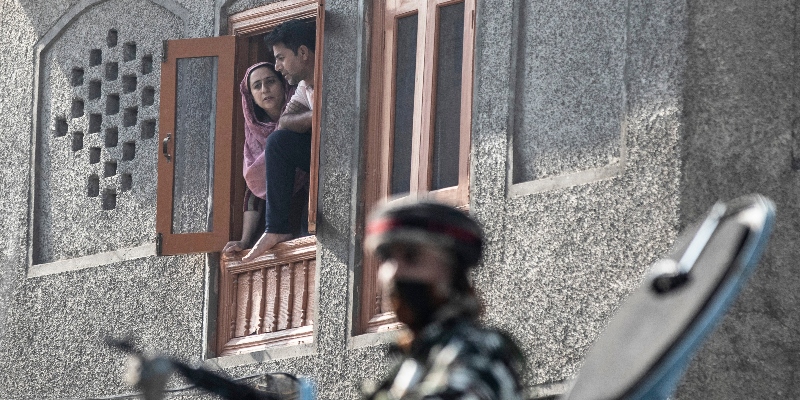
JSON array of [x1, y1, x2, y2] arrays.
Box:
[[278, 100, 312, 133]]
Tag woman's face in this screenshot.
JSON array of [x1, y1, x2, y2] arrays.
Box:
[[249, 66, 285, 119]]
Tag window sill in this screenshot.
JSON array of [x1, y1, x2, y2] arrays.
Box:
[[349, 328, 404, 351], [366, 311, 403, 334], [220, 325, 313, 357], [27, 243, 156, 278], [204, 342, 316, 369]]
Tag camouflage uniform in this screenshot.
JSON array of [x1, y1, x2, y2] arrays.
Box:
[[366, 302, 524, 400]]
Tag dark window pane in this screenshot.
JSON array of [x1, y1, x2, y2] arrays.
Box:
[[431, 2, 464, 190], [391, 14, 418, 196], [172, 56, 218, 234]]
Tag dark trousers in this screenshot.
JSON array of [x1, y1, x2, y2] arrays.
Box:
[[264, 129, 311, 233]]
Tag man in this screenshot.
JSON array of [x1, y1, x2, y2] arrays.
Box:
[[272, 20, 315, 134], [363, 199, 525, 400], [243, 20, 317, 262]]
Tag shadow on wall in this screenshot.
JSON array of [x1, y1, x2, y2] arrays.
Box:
[[674, 1, 800, 396]]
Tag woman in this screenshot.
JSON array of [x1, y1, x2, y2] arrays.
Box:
[[222, 62, 294, 255]]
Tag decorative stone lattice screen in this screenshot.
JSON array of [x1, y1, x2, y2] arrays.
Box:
[[33, 0, 183, 265], [57, 30, 156, 211]]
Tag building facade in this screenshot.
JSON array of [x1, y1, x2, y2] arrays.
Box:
[[0, 0, 797, 398]]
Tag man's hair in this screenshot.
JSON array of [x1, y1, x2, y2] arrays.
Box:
[[264, 19, 316, 54]]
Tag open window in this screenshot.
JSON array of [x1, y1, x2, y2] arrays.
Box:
[[156, 0, 324, 356], [360, 0, 476, 333]]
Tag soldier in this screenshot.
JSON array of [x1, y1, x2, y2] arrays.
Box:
[[364, 199, 525, 400]]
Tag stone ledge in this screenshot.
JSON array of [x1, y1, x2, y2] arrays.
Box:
[[27, 243, 155, 278]]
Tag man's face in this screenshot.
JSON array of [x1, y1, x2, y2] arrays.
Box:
[[378, 243, 454, 330], [272, 43, 311, 85]]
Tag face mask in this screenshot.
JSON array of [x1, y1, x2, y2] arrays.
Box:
[[392, 280, 438, 331]]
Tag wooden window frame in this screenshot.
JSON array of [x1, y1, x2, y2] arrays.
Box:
[[360, 0, 476, 333], [228, 0, 324, 236], [155, 0, 324, 256], [212, 0, 324, 356], [155, 0, 325, 355]]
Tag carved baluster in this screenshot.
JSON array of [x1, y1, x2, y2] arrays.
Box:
[[256, 267, 267, 334], [297, 260, 309, 327], [235, 271, 252, 337], [249, 268, 264, 335], [265, 266, 278, 332], [291, 261, 306, 328], [375, 288, 383, 315], [229, 274, 239, 340], [306, 259, 315, 326], [277, 264, 292, 330], [245, 271, 254, 334]]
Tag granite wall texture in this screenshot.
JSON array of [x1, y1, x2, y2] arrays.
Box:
[[0, 0, 222, 398], [0, 0, 797, 399], [472, 0, 685, 387], [511, 0, 627, 183]]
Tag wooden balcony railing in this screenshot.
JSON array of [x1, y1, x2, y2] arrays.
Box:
[[217, 236, 317, 356]]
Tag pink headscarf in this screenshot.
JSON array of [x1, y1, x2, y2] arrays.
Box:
[[240, 62, 295, 199]]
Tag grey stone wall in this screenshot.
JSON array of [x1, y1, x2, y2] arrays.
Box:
[[472, 0, 685, 387], [0, 0, 686, 397], [0, 254, 209, 398], [0, 0, 221, 398], [675, 1, 800, 398], [0, 0, 383, 398], [1, 0, 797, 399], [0, 0, 41, 357], [511, 0, 627, 184]]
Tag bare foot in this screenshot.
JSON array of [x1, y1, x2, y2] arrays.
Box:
[[241, 232, 293, 262]]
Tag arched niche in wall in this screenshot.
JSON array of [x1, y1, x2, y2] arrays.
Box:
[[28, 0, 189, 271]]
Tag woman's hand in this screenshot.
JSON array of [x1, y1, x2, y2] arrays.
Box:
[[223, 240, 248, 255], [224, 210, 261, 256]]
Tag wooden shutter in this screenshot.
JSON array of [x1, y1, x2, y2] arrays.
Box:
[[156, 36, 237, 255]]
